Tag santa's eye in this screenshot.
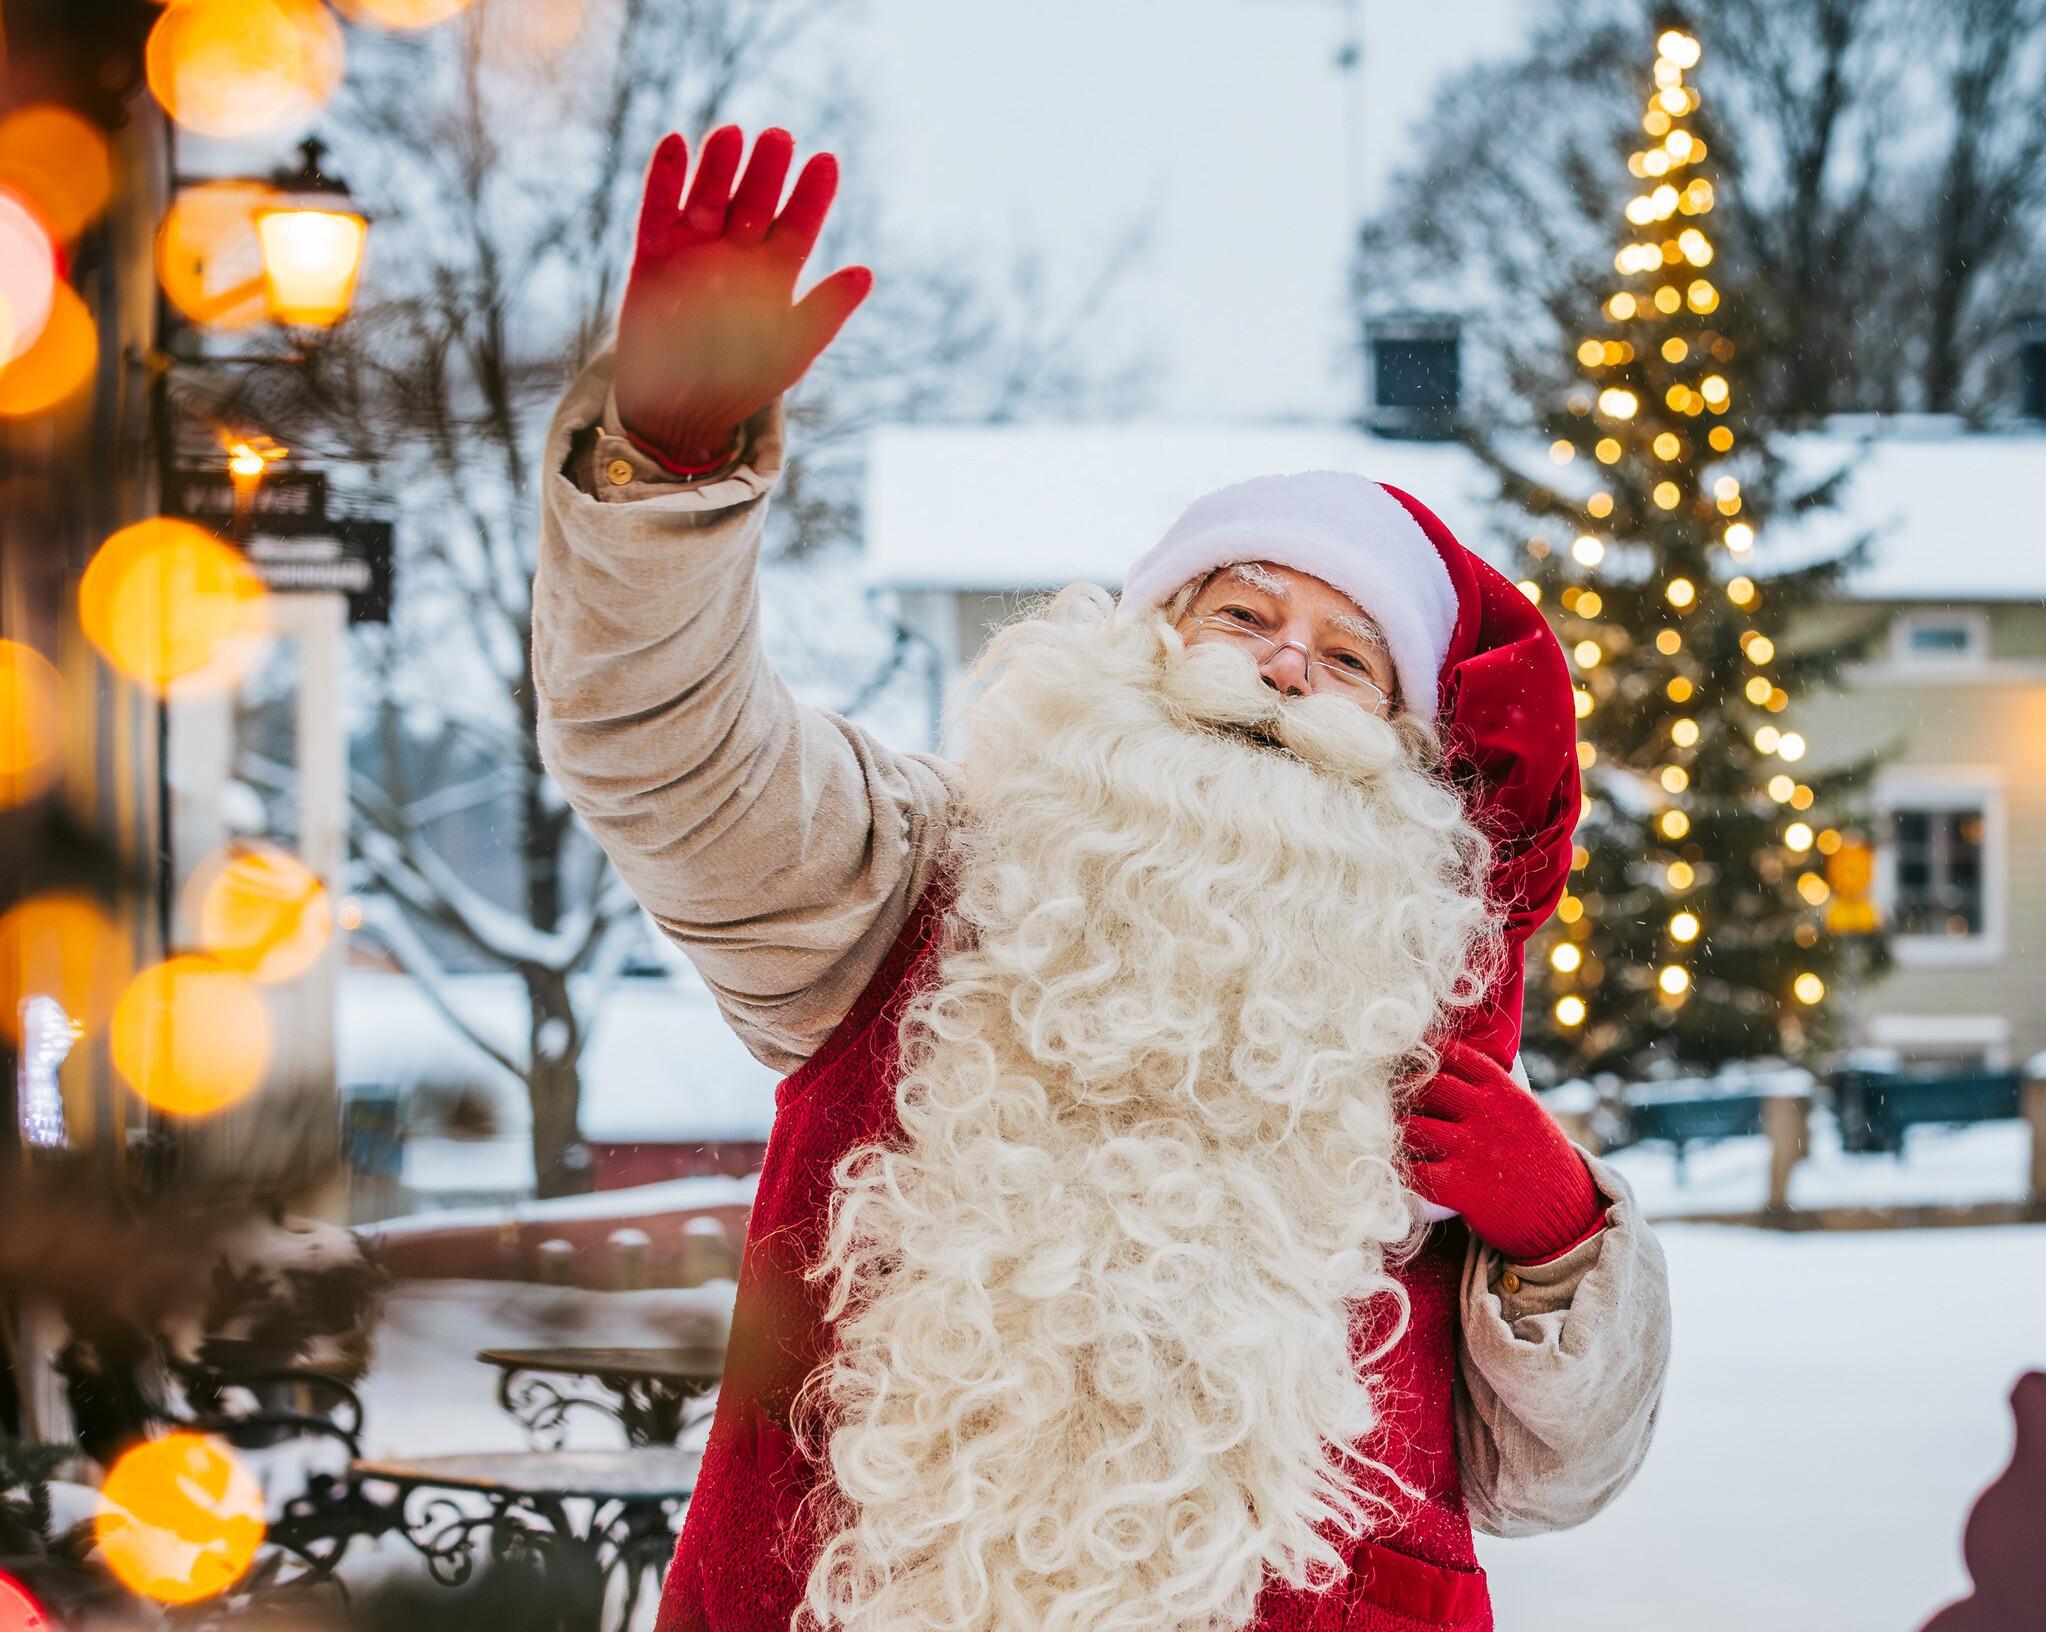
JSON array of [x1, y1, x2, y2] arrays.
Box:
[[1219, 605, 1262, 624]]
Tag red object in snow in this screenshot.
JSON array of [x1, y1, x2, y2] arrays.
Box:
[[1919, 1370, 2046, 1632]]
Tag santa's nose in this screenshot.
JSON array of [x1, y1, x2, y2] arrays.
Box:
[[1259, 644, 1313, 696]]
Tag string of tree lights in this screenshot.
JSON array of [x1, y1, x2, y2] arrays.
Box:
[[1488, 14, 1888, 1077]]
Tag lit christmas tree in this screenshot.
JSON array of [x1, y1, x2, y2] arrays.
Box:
[[1488, 12, 1887, 1077]]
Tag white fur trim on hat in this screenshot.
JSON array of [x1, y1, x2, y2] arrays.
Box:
[[1115, 471, 1459, 720]]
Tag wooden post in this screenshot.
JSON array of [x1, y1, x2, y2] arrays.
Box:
[[2023, 1073, 2046, 1212], [1762, 1091, 1811, 1216]]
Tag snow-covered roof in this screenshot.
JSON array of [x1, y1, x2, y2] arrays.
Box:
[[339, 970, 781, 1143], [865, 419, 2046, 602]]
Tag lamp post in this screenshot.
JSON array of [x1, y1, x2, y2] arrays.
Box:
[[253, 137, 370, 330]]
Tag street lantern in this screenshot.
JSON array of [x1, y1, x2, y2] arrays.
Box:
[[253, 137, 368, 328]]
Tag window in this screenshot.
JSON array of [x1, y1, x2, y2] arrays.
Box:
[[1888, 611, 1988, 667], [1887, 807, 1985, 938], [1874, 771, 2005, 965]]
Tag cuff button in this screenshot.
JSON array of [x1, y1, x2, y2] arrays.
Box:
[[605, 457, 635, 487], [1498, 1270, 1522, 1295]]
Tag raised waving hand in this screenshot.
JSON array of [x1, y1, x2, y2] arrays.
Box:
[[613, 125, 873, 476]]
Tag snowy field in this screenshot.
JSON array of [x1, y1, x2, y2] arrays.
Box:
[[1603, 1108, 2032, 1219], [1479, 1223, 2043, 1631], [351, 1225, 2043, 1631]]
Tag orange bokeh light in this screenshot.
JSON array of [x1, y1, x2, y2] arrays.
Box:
[[0, 639, 63, 807], [146, 0, 345, 140], [482, 0, 586, 61], [0, 1569, 49, 1631], [95, 1434, 266, 1605], [0, 281, 97, 417], [0, 106, 111, 242], [0, 191, 57, 368], [111, 956, 272, 1117], [79, 518, 269, 693], [157, 180, 279, 331], [333, 0, 472, 26], [0, 894, 132, 1045], [189, 842, 331, 984]]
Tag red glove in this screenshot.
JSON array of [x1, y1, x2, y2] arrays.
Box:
[[1402, 1038, 1608, 1265], [614, 126, 873, 476]]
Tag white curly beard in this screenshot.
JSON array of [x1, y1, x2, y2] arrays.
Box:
[[795, 584, 1495, 1632]]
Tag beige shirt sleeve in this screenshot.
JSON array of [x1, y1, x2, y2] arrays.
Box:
[[1452, 1148, 1672, 1538], [531, 347, 960, 1075]]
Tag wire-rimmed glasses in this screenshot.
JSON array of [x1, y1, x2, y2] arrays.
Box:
[[1184, 615, 1393, 713]]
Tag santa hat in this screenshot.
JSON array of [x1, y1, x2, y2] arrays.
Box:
[[1115, 471, 1459, 721], [1117, 471, 1583, 1071]]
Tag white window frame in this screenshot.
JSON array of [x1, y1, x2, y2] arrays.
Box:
[[1887, 609, 1990, 669], [1872, 767, 2006, 967], [1863, 1013, 2012, 1069]]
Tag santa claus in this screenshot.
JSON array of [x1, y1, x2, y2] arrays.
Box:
[[534, 127, 1671, 1632]]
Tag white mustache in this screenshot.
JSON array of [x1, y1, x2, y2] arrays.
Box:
[[1154, 633, 1407, 784]]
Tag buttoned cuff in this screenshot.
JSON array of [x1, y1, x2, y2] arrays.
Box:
[[581, 383, 752, 501], [1482, 1146, 1624, 1318]]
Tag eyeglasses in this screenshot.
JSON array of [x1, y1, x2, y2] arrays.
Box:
[[1185, 615, 1393, 712]]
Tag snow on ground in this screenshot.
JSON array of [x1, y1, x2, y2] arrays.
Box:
[[350, 1226, 2043, 1630], [361, 1172, 761, 1237], [1604, 1108, 2031, 1219], [1480, 1223, 2044, 1631]]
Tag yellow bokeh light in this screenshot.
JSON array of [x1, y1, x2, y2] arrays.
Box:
[[1660, 765, 1689, 793], [1578, 590, 1604, 617], [110, 957, 271, 1117], [1577, 741, 1598, 770], [1574, 688, 1594, 719], [1654, 283, 1683, 314], [96, 1434, 266, 1605], [1686, 278, 1719, 313], [1666, 676, 1694, 702], [1746, 676, 1773, 705], [1670, 911, 1700, 943], [1791, 783, 1815, 810], [0, 280, 97, 418], [0, 893, 133, 1045], [1659, 30, 1702, 67], [0, 106, 112, 242], [1551, 436, 1578, 461], [189, 843, 331, 984], [1551, 942, 1583, 974], [146, 0, 345, 140], [79, 519, 269, 692], [1754, 725, 1782, 754], [1708, 425, 1734, 451], [1666, 860, 1695, 889], [1658, 964, 1690, 996], [1587, 491, 1614, 517], [1557, 895, 1585, 924], [1728, 576, 1756, 606], [1744, 632, 1775, 664], [1555, 994, 1588, 1027], [1678, 228, 1713, 265], [1656, 629, 1683, 655], [1606, 292, 1638, 321], [1792, 972, 1826, 1006], [1595, 437, 1623, 464], [1797, 872, 1830, 905], [1517, 579, 1541, 604], [1768, 774, 1796, 801], [1671, 717, 1699, 747], [1654, 426, 1683, 457], [1724, 522, 1755, 553], [156, 181, 278, 331], [1778, 731, 1807, 762], [1660, 809, 1691, 840], [1573, 639, 1602, 669], [0, 639, 63, 808], [1598, 388, 1639, 420], [1701, 374, 1730, 405], [1784, 822, 1815, 853], [1573, 534, 1606, 566]]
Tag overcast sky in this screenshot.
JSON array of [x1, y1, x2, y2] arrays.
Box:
[[853, 0, 1528, 422]]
